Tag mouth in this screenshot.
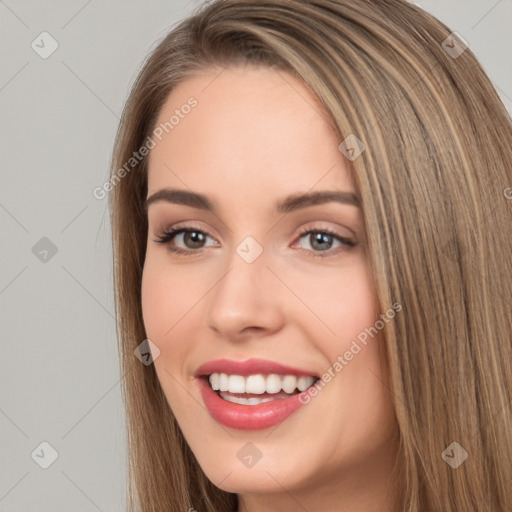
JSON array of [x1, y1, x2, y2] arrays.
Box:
[[204, 372, 319, 405], [196, 369, 320, 430]]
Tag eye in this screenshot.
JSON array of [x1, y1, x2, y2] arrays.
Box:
[[153, 227, 218, 254], [292, 228, 357, 257], [153, 225, 359, 258]]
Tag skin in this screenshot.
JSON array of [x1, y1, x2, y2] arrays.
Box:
[[141, 64, 399, 511]]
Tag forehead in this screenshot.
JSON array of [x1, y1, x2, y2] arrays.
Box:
[[147, 65, 355, 201]]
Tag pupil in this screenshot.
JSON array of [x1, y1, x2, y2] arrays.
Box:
[[311, 233, 332, 251], [185, 231, 205, 248]]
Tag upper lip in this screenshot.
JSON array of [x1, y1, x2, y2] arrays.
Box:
[[194, 358, 319, 378]]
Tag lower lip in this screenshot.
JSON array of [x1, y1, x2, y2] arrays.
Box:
[[197, 377, 311, 430]]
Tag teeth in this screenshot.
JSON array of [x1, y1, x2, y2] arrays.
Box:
[[208, 373, 315, 394], [282, 375, 297, 393], [209, 373, 220, 390], [297, 375, 313, 391], [266, 374, 282, 394], [228, 375, 245, 393], [246, 374, 266, 394], [221, 395, 278, 405], [219, 373, 229, 392]]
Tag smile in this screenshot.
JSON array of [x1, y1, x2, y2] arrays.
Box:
[[195, 359, 320, 430], [209, 372, 316, 405]]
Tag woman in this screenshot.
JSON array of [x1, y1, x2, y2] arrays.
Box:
[[109, 0, 512, 510]]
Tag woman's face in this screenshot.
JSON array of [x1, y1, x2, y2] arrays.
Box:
[[142, 65, 398, 508]]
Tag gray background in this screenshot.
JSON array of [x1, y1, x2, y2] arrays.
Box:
[[1, 1, 510, 511]]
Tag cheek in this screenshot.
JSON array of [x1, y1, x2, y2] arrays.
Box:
[[141, 263, 174, 339], [330, 272, 376, 338], [140, 257, 195, 365], [141, 255, 205, 339], [291, 259, 387, 413], [140, 253, 223, 381], [288, 258, 377, 344]]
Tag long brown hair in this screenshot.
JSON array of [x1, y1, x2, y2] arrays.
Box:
[[109, 1, 512, 510]]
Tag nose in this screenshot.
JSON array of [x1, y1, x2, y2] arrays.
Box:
[[205, 245, 286, 341]]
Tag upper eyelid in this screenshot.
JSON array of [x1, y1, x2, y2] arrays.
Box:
[[155, 224, 350, 236], [153, 217, 357, 236]]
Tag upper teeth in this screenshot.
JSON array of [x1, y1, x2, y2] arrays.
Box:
[[208, 373, 315, 394]]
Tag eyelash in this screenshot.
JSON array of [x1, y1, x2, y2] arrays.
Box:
[[153, 225, 358, 258]]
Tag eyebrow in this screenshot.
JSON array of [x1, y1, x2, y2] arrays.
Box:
[[144, 188, 360, 213]]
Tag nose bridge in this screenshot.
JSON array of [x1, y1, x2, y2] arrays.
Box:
[[205, 235, 284, 338]]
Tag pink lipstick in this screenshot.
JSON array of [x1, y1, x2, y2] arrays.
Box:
[[195, 358, 319, 430]]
